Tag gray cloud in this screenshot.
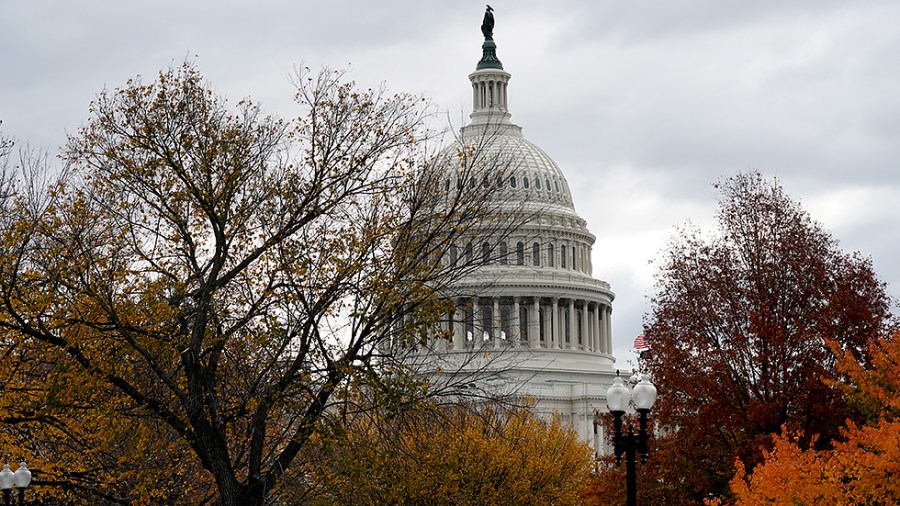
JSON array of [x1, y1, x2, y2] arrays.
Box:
[[2, 0, 897, 364]]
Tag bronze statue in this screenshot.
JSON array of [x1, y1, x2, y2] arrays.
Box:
[[481, 5, 494, 40]]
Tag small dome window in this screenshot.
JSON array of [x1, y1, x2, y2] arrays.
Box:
[[516, 242, 525, 266], [499, 242, 508, 265], [535, 179, 542, 190], [523, 177, 530, 189], [510, 176, 517, 188], [545, 179, 551, 191], [495, 175, 503, 188], [548, 243, 555, 267], [532, 242, 540, 266], [555, 180, 560, 192], [561, 245, 567, 268], [445, 179, 451, 191]]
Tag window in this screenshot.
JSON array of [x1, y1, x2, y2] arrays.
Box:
[[535, 178, 542, 190], [465, 243, 473, 265], [482, 241, 491, 264], [532, 242, 540, 266], [510, 176, 517, 188], [546, 179, 551, 191], [555, 180, 560, 192], [481, 304, 493, 341], [500, 305, 510, 340], [499, 242, 508, 265], [516, 242, 524, 266], [523, 177, 530, 189], [548, 243, 555, 267], [561, 245, 567, 268], [519, 305, 529, 342], [450, 244, 458, 265]]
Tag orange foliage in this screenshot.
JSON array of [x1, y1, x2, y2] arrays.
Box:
[[728, 331, 900, 504]]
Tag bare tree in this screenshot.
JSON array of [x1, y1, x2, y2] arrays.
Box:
[[0, 63, 522, 505]]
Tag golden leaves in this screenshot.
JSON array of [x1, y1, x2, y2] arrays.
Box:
[[305, 403, 593, 505]]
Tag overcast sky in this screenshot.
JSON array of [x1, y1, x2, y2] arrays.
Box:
[[2, 1, 898, 365]]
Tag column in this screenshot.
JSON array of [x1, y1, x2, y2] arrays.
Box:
[[530, 297, 541, 348], [581, 301, 591, 351], [605, 306, 613, 354], [512, 298, 521, 345], [551, 298, 561, 349], [598, 304, 607, 354], [493, 298, 501, 349], [593, 304, 601, 352], [475, 299, 485, 347], [453, 303, 465, 350], [568, 299, 576, 350]]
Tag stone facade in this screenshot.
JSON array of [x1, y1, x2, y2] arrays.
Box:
[[423, 28, 620, 451]]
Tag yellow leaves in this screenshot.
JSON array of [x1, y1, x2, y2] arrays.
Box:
[[307, 403, 593, 505]]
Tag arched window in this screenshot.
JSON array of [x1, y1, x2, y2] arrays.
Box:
[[546, 179, 551, 191], [548, 243, 555, 267], [535, 178, 542, 190], [465, 243, 473, 265], [532, 242, 540, 266], [523, 177, 530, 189], [445, 178, 451, 191], [561, 245, 567, 268], [516, 242, 525, 266], [482, 241, 491, 264], [555, 180, 560, 192], [499, 242, 508, 265], [572, 247, 576, 269], [510, 176, 517, 188], [450, 244, 458, 265]]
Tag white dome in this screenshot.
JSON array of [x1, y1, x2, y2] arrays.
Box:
[[441, 121, 577, 216], [419, 17, 620, 456]]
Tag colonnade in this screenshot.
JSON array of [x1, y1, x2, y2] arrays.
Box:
[[441, 296, 612, 354], [471, 74, 509, 112]]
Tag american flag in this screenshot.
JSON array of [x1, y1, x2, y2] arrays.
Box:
[[633, 334, 648, 350]]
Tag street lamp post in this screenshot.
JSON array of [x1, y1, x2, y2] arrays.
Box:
[[606, 370, 657, 506], [0, 461, 31, 506]]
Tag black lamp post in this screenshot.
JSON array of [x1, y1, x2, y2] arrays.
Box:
[[0, 460, 31, 506], [606, 370, 657, 506]]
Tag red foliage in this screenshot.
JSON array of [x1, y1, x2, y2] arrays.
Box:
[[641, 172, 892, 501]]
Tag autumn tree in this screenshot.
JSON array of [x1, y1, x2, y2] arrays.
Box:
[[726, 330, 900, 504], [294, 399, 593, 506], [639, 172, 892, 501], [0, 63, 518, 505]]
